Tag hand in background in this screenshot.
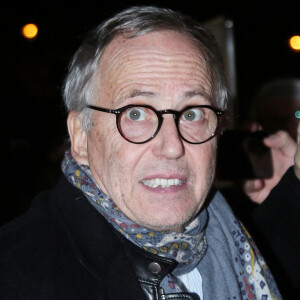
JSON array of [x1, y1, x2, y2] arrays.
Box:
[[243, 129, 297, 204]]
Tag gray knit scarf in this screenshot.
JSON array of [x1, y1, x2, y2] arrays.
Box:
[[62, 150, 282, 299]]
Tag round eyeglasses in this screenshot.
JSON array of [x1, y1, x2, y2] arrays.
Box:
[[87, 104, 224, 144]]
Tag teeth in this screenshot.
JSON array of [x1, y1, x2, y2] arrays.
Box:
[[142, 178, 185, 188]]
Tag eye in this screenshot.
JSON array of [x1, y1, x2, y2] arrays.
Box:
[[126, 107, 147, 121], [182, 108, 204, 121]]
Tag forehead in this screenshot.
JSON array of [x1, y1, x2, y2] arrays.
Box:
[[106, 29, 200, 52], [97, 30, 212, 105]]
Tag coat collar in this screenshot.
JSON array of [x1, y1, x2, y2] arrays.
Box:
[[50, 176, 178, 299]]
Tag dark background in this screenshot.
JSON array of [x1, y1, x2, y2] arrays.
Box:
[[2, 1, 299, 225]]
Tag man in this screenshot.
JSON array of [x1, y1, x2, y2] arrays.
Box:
[[243, 123, 300, 298], [242, 79, 300, 298], [0, 6, 281, 299], [244, 127, 299, 203], [244, 78, 300, 203]]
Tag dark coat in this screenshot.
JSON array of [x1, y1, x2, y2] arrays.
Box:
[[251, 167, 300, 298], [0, 176, 191, 299]]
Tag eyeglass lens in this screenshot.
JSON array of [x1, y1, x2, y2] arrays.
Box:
[[118, 106, 218, 143], [119, 107, 158, 143]]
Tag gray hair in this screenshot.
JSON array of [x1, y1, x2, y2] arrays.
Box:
[[63, 6, 229, 130]]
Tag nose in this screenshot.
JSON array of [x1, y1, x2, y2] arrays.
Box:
[[152, 115, 185, 159]]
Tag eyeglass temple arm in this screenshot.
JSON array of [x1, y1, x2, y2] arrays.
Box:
[[87, 105, 121, 115]]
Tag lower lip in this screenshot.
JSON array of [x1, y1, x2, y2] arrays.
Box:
[[140, 181, 187, 193]]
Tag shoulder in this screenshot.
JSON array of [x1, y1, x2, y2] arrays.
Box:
[[0, 188, 55, 248], [0, 177, 87, 296], [0, 176, 76, 242], [0, 179, 67, 268], [0, 176, 131, 298]]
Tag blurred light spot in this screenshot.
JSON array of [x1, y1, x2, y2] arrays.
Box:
[[289, 35, 300, 51], [295, 111, 300, 118], [224, 19, 234, 29], [22, 23, 38, 39]]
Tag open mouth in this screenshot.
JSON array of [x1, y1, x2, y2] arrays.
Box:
[[142, 178, 186, 188]]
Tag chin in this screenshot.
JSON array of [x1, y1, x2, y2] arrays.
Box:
[[136, 209, 197, 232]]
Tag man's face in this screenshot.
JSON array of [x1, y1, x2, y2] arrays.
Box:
[[78, 30, 217, 231]]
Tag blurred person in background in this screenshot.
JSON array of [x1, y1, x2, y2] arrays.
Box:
[[243, 79, 300, 298], [249, 78, 300, 141]]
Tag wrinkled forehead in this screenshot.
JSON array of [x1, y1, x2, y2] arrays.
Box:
[[96, 30, 212, 102], [100, 29, 208, 68]]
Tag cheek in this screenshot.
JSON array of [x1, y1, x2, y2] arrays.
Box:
[[87, 124, 120, 188], [191, 140, 217, 181], [91, 116, 120, 159], [206, 141, 217, 173], [88, 125, 146, 194]]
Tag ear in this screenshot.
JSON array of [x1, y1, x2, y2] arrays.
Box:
[[216, 114, 227, 137], [67, 111, 89, 165]]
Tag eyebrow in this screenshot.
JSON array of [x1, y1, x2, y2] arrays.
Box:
[[116, 88, 211, 107], [114, 89, 156, 107], [128, 89, 156, 98], [181, 90, 211, 102], [129, 89, 210, 100]]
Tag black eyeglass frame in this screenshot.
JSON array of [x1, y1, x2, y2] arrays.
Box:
[[87, 104, 224, 144]]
